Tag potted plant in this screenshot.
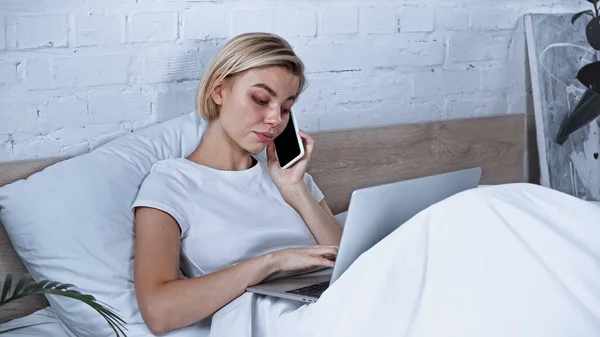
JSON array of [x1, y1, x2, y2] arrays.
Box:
[[556, 0, 600, 144], [1, 274, 127, 336]]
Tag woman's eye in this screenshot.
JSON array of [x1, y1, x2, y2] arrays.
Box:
[[281, 108, 291, 114], [253, 96, 268, 105]]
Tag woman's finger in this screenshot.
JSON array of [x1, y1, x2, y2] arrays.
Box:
[[305, 246, 339, 257], [314, 257, 335, 268], [299, 130, 314, 159]]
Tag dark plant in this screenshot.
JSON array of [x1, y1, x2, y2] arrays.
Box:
[[1, 274, 127, 336], [556, 0, 600, 144]]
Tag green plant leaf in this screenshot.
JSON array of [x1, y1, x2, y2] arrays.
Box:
[[587, 17, 600, 50], [1, 274, 12, 303], [556, 89, 600, 144], [11, 274, 32, 297], [572, 10, 594, 24], [0, 274, 128, 336], [577, 61, 600, 92]]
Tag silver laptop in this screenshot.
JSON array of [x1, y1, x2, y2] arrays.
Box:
[[246, 167, 482, 303]]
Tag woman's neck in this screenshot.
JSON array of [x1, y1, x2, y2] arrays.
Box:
[[187, 120, 254, 171]]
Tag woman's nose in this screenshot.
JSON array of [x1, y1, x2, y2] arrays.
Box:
[[265, 107, 283, 126]]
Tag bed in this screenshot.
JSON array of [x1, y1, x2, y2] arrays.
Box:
[[0, 113, 527, 333]]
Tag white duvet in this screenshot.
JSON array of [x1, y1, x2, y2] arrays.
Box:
[[3, 183, 600, 337]]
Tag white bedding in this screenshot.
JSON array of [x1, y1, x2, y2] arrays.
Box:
[[3, 183, 600, 337], [0, 308, 70, 336], [208, 183, 600, 337]]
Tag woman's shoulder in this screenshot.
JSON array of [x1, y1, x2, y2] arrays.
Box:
[[143, 158, 199, 186], [149, 158, 185, 171]]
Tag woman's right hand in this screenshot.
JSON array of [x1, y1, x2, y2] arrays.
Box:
[[267, 245, 339, 273]]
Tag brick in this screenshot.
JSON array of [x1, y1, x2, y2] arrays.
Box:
[[0, 102, 36, 134], [291, 111, 319, 132], [9, 130, 92, 160], [435, 7, 469, 31], [89, 92, 151, 125], [232, 10, 273, 35], [359, 7, 396, 34], [318, 100, 441, 131], [0, 137, 10, 162], [155, 89, 196, 122], [509, 29, 526, 61], [54, 54, 129, 88], [444, 95, 507, 119], [183, 9, 230, 40], [273, 9, 317, 37], [294, 43, 368, 72], [36, 95, 89, 131], [470, 9, 518, 31], [507, 92, 531, 114], [0, 17, 6, 50], [136, 46, 218, 83], [74, 14, 122, 47], [480, 63, 526, 92], [322, 8, 358, 34], [372, 39, 445, 68], [130, 12, 178, 42], [334, 75, 411, 103], [16, 14, 68, 49], [25, 58, 54, 90], [297, 78, 336, 106], [413, 70, 479, 97], [399, 7, 434, 33], [0, 61, 18, 84], [448, 36, 510, 62]]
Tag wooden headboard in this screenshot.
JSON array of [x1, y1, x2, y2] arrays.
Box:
[[308, 114, 525, 214]]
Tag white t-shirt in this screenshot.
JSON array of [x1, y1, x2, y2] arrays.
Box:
[[131, 155, 325, 278]]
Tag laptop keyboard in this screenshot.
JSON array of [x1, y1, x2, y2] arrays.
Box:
[[285, 281, 330, 298]]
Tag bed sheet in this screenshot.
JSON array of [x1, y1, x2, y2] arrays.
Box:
[[209, 182, 600, 337]]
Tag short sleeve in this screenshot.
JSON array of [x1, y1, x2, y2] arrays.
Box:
[[303, 172, 325, 203], [131, 161, 192, 236]]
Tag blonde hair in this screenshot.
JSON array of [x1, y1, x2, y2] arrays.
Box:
[[196, 33, 307, 121]]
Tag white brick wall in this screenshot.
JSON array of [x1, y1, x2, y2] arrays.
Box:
[[16, 14, 69, 49], [322, 8, 358, 34], [74, 14, 123, 47], [0, 0, 590, 161]]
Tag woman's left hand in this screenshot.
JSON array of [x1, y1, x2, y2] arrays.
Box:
[[266, 129, 314, 196]]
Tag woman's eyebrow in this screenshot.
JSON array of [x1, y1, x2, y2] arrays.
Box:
[[252, 83, 296, 101]]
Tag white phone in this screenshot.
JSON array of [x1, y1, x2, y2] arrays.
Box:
[[274, 112, 305, 169]]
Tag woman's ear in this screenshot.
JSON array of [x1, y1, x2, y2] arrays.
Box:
[[210, 84, 224, 106]]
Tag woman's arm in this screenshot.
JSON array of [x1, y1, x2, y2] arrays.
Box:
[[283, 185, 342, 246], [134, 206, 338, 335], [266, 130, 343, 247], [134, 207, 275, 335]]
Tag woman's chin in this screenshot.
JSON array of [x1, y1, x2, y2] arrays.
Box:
[[244, 142, 267, 155]]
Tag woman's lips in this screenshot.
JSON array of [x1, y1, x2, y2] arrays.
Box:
[[254, 131, 274, 142]]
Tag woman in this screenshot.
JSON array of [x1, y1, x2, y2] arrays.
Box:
[[132, 33, 600, 337], [132, 32, 342, 335]]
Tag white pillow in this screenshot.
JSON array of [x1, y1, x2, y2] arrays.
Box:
[[0, 112, 210, 336]]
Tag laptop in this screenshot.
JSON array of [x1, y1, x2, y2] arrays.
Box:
[[246, 167, 482, 303]]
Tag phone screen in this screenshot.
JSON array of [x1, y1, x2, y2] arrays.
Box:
[[273, 114, 302, 168]]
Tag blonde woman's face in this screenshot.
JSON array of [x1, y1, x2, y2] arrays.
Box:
[[212, 66, 300, 154]]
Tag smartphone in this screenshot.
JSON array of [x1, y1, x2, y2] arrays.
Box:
[[273, 112, 305, 169]]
